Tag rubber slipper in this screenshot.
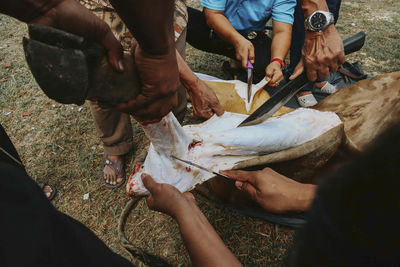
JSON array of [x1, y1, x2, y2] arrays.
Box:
[[297, 93, 318, 107], [102, 153, 126, 189], [320, 81, 338, 94], [39, 183, 56, 201]]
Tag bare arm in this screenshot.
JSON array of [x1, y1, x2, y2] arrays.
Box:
[[266, 20, 292, 85], [290, 0, 345, 81], [222, 168, 316, 213], [176, 52, 224, 120], [109, 0, 179, 121], [109, 0, 175, 56], [175, 196, 242, 267], [142, 174, 242, 267], [204, 8, 254, 68], [270, 21, 292, 64], [0, 0, 123, 71]]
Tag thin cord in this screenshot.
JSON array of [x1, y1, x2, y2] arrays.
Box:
[[0, 146, 23, 167]]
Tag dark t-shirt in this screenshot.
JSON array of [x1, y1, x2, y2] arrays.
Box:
[[0, 161, 134, 267], [291, 125, 400, 266]]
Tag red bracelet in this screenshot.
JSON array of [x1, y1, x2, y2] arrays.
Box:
[[271, 58, 285, 67]]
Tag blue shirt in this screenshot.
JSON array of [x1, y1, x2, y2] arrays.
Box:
[[201, 0, 296, 32]]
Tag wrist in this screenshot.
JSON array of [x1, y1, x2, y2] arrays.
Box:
[[291, 183, 316, 212], [182, 75, 200, 93], [232, 35, 248, 48], [302, 0, 329, 17], [172, 198, 198, 220], [271, 58, 285, 68]]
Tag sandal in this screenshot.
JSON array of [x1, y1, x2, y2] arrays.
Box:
[[39, 183, 56, 201], [320, 81, 338, 94], [102, 153, 126, 189], [297, 92, 318, 107]]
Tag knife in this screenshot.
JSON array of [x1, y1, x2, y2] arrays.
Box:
[[247, 60, 254, 103], [238, 31, 366, 127], [171, 155, 231, 180]]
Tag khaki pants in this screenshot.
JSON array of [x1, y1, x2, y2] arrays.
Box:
[[89, 29, 188, 156]]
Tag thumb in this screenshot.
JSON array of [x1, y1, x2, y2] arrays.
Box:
[[101, 29, 124, 72], [212, 101, 225, 116], [221, 170, 255, 184], [235, 181, 258, 199], [289, 60, 304, 80], [141, 173, 158, 193]]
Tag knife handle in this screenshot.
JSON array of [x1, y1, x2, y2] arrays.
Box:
[[343, 31, 366, 55]]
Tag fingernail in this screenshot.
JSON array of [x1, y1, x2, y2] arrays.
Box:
[[235, 181, 243, 189], [118, 60, 124, 72]]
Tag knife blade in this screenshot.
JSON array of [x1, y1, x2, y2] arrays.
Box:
[[247, 60, 254, 103], [171, 155, 231, 180], [238, 31, 366, 127]]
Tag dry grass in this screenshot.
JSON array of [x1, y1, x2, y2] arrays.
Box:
[[0, 0, 399, 266]]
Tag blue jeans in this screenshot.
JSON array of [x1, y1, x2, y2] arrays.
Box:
[[289, 0, 342, 91]]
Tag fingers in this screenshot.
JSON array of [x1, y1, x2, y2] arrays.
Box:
[[220, 170, 255, 184], [235, 181, 258, 199], [338, 53, 346, 65], [212, 101, 225, 116], [101, 29, 124, 72], [116, 92, 178, 121], [266, 63, 284, 85], [240, 51, 248, 69], [265, 66, 274, 81], [141, 173, 159, 193], [304, 59, 318, 81], [248, 46, 255, 64], [193, 108, 214, 120], [289, 60, 304, 80]]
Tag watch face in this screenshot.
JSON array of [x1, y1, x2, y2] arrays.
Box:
[[310, 12, 327, 30]]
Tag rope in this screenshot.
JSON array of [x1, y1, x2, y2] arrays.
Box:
[[0, 147, 23, 167]]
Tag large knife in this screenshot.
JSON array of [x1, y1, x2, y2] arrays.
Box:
[[238, 31, 366, 127], [171, 155, 231, 180]]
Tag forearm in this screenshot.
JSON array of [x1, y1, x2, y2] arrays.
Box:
[[176, 51, 199, 92], [175, 204, 242, 267], [270, 22, 292, 61], [301, 0, 329, 17], [204, 9, 244, 47], [109, 0, 175, 55], [0, 0, 62, 22]]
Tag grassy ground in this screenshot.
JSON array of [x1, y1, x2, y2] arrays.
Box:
[[0, 0, 399, 266]]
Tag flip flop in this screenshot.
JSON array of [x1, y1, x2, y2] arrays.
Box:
[[297, 92, 318, 107], [102, 153, 126, 189], [39, 183, 56, 201], [320, 81, 338, 94]]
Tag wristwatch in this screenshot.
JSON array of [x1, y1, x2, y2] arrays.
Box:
[[304, 10, 334, 32]]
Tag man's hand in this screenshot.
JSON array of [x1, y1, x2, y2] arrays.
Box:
[[221, 168, 316, 213], [141, 173, 196, 218], [265, 61, 284, 86], [176, 51, 224, 120], [116, 45, 179, 122], [31, 0, 124, 72], [187, 79, 224, 120], [233, 37, 255, 69], [289, 25, 345, 81]]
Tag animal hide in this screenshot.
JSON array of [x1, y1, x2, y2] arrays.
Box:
[[126, 108, 342, 196]]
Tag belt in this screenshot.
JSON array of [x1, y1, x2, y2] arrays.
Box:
[[209, 29, 270, 40]]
